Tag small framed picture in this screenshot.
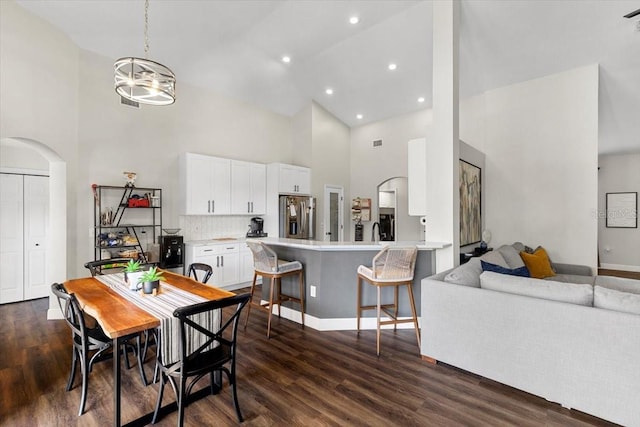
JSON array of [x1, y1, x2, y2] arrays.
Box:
[[606, 192, 637, 228]]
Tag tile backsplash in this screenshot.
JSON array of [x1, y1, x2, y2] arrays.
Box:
[[179, 216, 256, 241]]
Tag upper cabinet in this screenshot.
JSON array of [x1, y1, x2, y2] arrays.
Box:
[[179, 153, 231, 215], [230, 160, 266, 215], [271, 163, 311, 195]]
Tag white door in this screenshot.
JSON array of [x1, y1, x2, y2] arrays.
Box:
[[185, 153, 214, 215], [210, 157, 231, 214], [0, 174, 25, 303], [23, 175, 49, 299], [323, 185, 344, 242], [249, 163, 266, 214]]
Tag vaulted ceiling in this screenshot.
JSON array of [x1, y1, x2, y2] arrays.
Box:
[[15, 0, 640, 155]]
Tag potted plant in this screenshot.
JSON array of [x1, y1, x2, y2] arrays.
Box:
[[138, 266, 164, 295], [123, 259, 144, 291]]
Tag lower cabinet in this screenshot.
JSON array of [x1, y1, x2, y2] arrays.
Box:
[[185, 241, 255, 290]]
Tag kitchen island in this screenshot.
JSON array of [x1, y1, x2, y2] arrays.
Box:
[[256, 238, 448, 331]]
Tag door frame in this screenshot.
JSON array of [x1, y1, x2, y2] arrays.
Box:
[[323, 185, 344, 242]]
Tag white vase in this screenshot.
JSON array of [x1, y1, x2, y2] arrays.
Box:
[[125, 271, 144, 291]]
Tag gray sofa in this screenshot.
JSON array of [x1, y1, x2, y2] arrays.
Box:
[[421, 243, 640, 427]]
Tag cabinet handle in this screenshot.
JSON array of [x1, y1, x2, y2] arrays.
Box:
[[221, 255, 224, 267], [216, 256, 220, 267], [251, 202, 254, 212], [247, 201, 250, 213], [208, 200, 211, 213], [212, 200, 215, 213]]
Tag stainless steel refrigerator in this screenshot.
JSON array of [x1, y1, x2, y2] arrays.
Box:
[[279, 195, 315, 239]]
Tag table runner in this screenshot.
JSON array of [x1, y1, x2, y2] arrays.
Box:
[[95, 273, 219, 364]]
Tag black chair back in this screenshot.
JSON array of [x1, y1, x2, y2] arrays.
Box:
[[187, 262, 213, 284], [51, 283, 88, 341], [84, 258, 131, 276]]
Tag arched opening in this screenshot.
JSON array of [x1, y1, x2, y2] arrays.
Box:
[[0, 137, 67, 319]]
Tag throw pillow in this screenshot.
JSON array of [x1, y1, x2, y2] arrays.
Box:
[[444, 258, 482, 287], [481, 260, 530, 277], [496, 245, 526, 269], [478, 250, 510, 268], [519, 247, 556, 279]]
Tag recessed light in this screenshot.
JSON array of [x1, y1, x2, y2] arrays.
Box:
[[418, 97, 425, 103], [325, 88, 334, 95], [388, 63, 397, 71], [349, 16, 359, 25], [356, 114, 363, 120], [282, 56, 291, 64]]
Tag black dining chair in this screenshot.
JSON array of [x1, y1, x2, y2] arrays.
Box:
[[152, 293, 251, 426], [187, 262, 213, 284], [83, 259, 152, 386], [52, 283, 117, 415]]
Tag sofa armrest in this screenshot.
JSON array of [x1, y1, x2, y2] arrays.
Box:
[[553, 263, 592, 276]]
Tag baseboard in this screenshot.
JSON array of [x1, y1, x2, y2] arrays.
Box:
[[260, 300, 420, 331], [600, 263, 640, 273], [47, 306, 63, 320]]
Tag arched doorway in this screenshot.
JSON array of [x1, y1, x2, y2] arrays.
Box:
[[0, 137, 67, 319]]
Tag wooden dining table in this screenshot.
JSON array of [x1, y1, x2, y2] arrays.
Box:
[[64, 269, 234, 427]]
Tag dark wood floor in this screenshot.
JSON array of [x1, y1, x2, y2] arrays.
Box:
[[598, 268, 640, 280], [0, 295, 620, 427]]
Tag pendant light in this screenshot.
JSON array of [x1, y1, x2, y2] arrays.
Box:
[[114, 0, 176, 106]]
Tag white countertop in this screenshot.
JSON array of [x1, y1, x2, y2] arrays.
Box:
[[253, 237, 449, 251], [185, 237, 449, 251]]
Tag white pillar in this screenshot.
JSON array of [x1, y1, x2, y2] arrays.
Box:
[[426, 0, 460, 272]]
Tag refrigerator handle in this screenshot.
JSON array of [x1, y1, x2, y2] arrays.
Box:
[[300, 201, 306, 237]]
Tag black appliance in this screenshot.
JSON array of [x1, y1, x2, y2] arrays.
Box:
[[246, 217, 267, 238], [158, 235, 183, 268]]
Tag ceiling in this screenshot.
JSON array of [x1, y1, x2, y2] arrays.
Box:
[[14, 0, 640, 155]]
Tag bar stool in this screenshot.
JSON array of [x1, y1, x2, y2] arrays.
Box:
[[244, 241, 305, 338], [356, 246, 419, 356]]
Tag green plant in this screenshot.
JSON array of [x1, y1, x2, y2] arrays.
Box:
[[124, 259, 141, 273], [138, 266, 164, 284]]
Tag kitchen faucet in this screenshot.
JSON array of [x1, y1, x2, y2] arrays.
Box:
[[371, 222, 381, 242]]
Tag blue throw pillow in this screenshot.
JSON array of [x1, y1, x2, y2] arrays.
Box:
[[481, 260, 530, 277]]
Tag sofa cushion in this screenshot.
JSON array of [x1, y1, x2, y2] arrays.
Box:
[[479, 250, 509, 268], [496, 244, 526, 269], [546, 274, 596, 286], [594, 285, 640, 315], [481, 260, 530, 277], [444, 258, 482, 287], [520, 247, 556, 279], [480, 271, 593, 306], [595, 275, 640, 295]]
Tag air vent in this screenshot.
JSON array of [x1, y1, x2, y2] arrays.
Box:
[[120, 96, 140, 108], [373, 139, 382, 148]]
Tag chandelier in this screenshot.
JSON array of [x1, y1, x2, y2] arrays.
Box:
[[114, 0, 176, 106]]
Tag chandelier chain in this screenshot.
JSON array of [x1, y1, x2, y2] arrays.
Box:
[[144, 0, 149, 58]]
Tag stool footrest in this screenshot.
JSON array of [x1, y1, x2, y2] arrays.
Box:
[[359, 303, 395, 311]]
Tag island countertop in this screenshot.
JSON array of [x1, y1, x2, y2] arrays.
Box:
[[253, 237, 450, 251]]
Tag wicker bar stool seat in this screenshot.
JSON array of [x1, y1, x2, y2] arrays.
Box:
[[357, 246, 420, 356], [244, 241, 305, 338]]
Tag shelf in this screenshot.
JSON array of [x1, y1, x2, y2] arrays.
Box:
[[95, 224, 160, 229]]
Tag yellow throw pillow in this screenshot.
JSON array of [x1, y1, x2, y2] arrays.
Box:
[[520, 247, 556, 279]]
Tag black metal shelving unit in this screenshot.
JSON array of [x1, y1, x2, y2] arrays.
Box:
[[93, 185, 162, 264]]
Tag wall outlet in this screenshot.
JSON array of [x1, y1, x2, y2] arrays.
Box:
[[310, 285, 317, 298]]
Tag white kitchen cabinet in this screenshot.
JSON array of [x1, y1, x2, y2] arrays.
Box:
[[230, 160, 266, 215], [270, 163, 311, 195], [179, 152, 231, 215], [185, 241, 242, 289], [239, 243, 256, 283]]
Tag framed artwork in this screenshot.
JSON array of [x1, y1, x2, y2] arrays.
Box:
[[606, 192, 638, 228], [459, 160, 482, 246]]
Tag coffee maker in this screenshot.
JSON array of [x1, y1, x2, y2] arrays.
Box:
[[246, 217, 267, 238]]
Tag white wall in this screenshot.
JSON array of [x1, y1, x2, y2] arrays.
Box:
[[598, 153, 640, 271], [474, 65, 599, 268], [0, 0, 78, 281], [350, 109, 432, 241], [310, 103, 351, 239], [75, 51, 294, 274]]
